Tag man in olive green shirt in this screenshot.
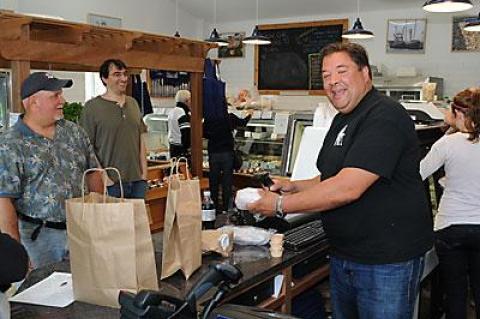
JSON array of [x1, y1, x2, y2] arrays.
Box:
[[80, 59, 148, 198]]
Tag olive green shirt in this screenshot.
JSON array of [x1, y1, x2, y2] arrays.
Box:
[[80, 96, 144, 182]]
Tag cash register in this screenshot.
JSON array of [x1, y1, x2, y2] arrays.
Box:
[[401, 101, 445, 124]]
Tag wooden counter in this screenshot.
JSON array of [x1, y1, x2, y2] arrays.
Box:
[[12, 236, 330, 318]]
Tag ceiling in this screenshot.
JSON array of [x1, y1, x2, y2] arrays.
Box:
[[178, 0, 425, 24]]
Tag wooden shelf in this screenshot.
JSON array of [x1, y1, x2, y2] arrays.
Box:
[[257, 264, 329, 311]]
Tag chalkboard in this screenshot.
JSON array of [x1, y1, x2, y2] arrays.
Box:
[[256, 20, 347, 92]]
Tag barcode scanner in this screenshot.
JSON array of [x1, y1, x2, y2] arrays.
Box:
[[253, 172, 274, 189]]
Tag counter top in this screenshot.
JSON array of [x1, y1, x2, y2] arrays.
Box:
[[11, 233, 329, 319]]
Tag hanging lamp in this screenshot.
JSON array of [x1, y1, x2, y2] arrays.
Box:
[[342, 0, 374, 39], [422, 0, 473, 13], [464, 12, 480, 31], [243, 0, 271, 45], [204, 0, 228, 46], [174, 0, 181, 37]]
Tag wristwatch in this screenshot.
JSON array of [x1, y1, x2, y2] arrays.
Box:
[[275, 195, 285, 219]]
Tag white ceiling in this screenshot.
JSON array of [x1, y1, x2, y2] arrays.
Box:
[[178, 0, 426, 23]]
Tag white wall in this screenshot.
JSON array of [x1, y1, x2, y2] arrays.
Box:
[[16, 0, 204, 39], [208, 7, 480, 110]]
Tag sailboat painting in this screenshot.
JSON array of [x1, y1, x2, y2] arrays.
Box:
[[386, 19, 426, 54]]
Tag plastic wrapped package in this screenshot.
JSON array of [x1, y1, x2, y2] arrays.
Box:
[[235, 187, 261, 210], [219, 226, 275, 246]]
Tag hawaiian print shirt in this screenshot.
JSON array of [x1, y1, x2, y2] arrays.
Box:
[[0, 117, 98, 222]]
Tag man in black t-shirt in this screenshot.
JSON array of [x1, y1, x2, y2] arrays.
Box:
[[249, 43, 433, 319]]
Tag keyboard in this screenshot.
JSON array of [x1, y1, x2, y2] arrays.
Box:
[[283, 219, 327, 251]]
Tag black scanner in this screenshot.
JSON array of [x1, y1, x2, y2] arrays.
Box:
[[119, 261, 300, 319]]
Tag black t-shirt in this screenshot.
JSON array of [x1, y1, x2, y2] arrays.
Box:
[[316, 88, 433, 264]]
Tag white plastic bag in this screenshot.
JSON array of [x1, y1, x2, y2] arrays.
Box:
[[219, 226, 275, 246], [235, 187, 261, 210]]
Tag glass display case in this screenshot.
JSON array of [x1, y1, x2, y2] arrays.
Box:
[[234, 116, 286, 176]]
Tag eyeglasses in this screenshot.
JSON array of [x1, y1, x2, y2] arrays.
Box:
[[451, 102, 469, 115]]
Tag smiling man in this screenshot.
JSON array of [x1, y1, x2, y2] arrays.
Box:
[[249, 43, 434, 319], [81, 59, 148, 199], [0, 72, 102, 269]]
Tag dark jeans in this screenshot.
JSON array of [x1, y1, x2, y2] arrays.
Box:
[[330, 255, 424, 319], [208, 151, 234, 211], [107, 180, 148, 199], [435, 224, 480, 319]]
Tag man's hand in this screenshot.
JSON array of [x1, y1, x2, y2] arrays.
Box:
[[270, 178, 296, 193], [247, 189, 279, 217]]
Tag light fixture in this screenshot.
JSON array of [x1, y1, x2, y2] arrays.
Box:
[[422, 0, 473, 13], [243, 0, 271, 45], [464, 12, 480, 31], [205, 0, 228, 46], [342, 0, 374, 39], [174, 0, 181, 37]]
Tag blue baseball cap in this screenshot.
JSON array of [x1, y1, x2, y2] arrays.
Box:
[[21, 72, 73, 99]]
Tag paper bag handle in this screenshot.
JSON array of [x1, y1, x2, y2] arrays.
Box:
[[169, 157, 191, 180], [81, 167, 124, 202]]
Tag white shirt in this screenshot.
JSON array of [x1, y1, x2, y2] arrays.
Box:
[[420, 132, 480, 231], [167, 106, 189, 145]]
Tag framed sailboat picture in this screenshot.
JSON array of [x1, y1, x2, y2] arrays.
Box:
[[386, 19, 426, 54]]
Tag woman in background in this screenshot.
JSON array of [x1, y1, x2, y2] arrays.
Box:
[[204, 103, 252, 212], [420, 87, 480, 319]]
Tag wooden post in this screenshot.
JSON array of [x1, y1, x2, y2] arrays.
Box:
[[281, 267, 293, 313], [190, 71, 203, 178], [11, 60, 30, 113]]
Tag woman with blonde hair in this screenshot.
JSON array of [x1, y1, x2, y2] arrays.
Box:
[[420, 87, 480, 319]]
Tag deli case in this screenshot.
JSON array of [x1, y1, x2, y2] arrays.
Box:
[[233, 112, 314, 177]]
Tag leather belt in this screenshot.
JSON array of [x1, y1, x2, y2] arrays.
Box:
[[18, 213, 66, 241]]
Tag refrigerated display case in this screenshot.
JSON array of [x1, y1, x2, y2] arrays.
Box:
[[231, 112, 315, 177], [0, 71, 10, 132], [234, 117, 285, 176]]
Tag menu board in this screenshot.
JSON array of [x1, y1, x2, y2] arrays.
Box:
[[309, 53, 322, 90], [255, 20, 347, 92]]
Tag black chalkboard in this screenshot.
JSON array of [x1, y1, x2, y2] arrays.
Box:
[[256, 20, 347, 92]]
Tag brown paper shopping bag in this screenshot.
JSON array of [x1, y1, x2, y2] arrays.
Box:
[[161, 158, 202, 279], [66, 168, 158, 308]]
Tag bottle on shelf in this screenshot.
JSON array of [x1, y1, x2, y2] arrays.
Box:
[[202, 190, 216, 230]]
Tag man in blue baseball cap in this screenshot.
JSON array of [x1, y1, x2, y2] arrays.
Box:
[[0, 72, 103, 269]]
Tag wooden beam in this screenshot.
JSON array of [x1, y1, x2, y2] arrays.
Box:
[[0, 17, 31, 40], [30, 24, 90, 44], [190, 72, 203, 178], [0, 40, 206, 72], [11, 60, 30, 113]]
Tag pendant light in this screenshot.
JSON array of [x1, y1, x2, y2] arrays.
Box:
[[243, 0, 271, 45], [205, 0, 228, 46], [422, 0, 473, 13], [342, 0, 374, 39], [464, 12, 480, 31], [174, 0, 181, 37]]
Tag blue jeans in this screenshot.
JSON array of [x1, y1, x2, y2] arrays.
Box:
[[330, 255, 424, 319], [18, 220, 68, 269], [107, 180, 147, 199]]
